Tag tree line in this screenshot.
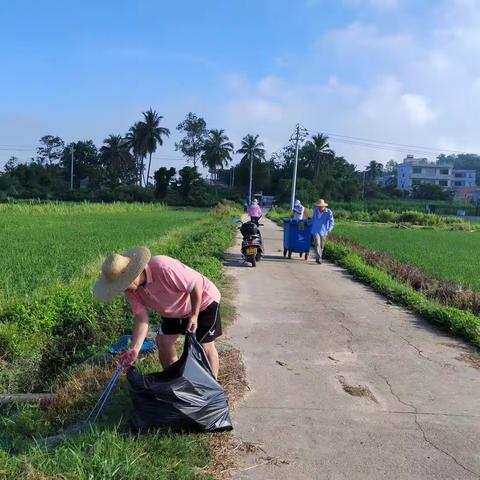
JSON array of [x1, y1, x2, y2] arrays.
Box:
[[4, 108, 476, 204]]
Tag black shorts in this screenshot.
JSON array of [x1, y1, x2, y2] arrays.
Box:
[[159, 301, 222, 344]]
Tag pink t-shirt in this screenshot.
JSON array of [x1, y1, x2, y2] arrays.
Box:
[[125, 256, 221, 318], [247, 205, 262, 217]]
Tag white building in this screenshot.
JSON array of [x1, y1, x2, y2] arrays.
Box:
[[397, 155, 476, 191]]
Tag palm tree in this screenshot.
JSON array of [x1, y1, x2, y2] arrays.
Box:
[[100, 134, 134, 185], [201, 129, 234, 184], [138, 109, 170, 186], [303, 133, 334, 181], [125, 122, 146, 186], [237, 134, 265, 202], [236, 134, 265, 162]]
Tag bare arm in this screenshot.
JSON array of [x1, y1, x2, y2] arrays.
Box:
[[118, 309, 149, 366], [187, 280, 203, 333], [130, 309, 150, 353]]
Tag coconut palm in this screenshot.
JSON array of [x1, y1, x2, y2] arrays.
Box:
[[100, 134, 135, 185], [125, 122, 146, 186], [201, 129, 234, 183], [303, 133, 334, 181], [237, 134, 265, 201], [236, 134, 265, 162], [138, 109, 170, 186]]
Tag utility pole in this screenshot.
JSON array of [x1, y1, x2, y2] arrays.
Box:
[[362, 170, 366, 200], [231, 166, 235, 188], [290, 124, 308, 210], [70, 144, 74, 191], [248, 150, 253, 203]]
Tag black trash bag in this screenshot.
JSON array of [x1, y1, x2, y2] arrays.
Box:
[[127, 333, 233, 433]]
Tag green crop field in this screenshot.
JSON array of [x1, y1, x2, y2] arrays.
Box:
[[335, 222, 480, 291], [0, 203, 203, 303]]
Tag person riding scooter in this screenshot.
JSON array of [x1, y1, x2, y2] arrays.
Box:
[[247, 199, 262, 226], [239, 218, 263, 267]]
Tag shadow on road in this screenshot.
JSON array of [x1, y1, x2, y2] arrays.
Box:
[[224, 251, 317, 267], [223, 252, 249, 268]]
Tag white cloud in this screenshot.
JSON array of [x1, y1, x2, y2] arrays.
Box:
[[368, 0, 398, 7], [310, 0, 399, 9], [400, 94, 436, 126], [357, 77, 435, 131], [217, 0, 480, 168], [257, 75, 286, 97], [223, 72, 249, 94], [238, 99, 286, 123], [344, 0, 399, 9], [320, 21, 414, 58]]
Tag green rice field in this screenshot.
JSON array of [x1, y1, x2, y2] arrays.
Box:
[[335, 222, 480, 291], [0, 203, 203, 303]]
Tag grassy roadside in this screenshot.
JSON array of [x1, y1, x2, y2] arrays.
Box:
[[267, 209, 480, 347], [334, 222, 480, 291], [0, 203, 241, 480], [323, 242, 480, 347]]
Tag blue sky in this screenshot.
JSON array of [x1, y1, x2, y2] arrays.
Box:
[[1, 0, 479, 171]]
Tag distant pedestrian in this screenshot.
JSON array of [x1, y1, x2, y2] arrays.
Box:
[[311, 199, 334, 264], [292, 199, 305, 221], [243, 200, 248, 213], [247, 199, 262, 225]]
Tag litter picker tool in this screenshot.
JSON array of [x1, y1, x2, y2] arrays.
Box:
[[85, 363, 123, 425]]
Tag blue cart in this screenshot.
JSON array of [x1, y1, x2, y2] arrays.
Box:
[[283, 219, 312, 260]]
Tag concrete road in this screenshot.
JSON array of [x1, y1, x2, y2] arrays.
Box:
[[226, 218, 480, 479]]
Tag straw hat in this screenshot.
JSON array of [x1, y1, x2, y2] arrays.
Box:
[[315, 199, 328, 207], [94, 246, 151, 302], [252, 199, 258, 204]]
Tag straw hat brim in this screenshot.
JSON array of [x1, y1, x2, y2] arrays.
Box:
[[93, 246, 151, 302], [315, 200, 328, 207]]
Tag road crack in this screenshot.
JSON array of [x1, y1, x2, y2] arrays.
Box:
[[374, 363, 479, 477], [330, 307, 354, 354], [298, 277, 356, 355], [414, 416, 480, 477], [388, 319, 447, 368], [373, 364, 416, 412]]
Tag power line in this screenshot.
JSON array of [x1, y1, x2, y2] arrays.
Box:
[[0, 143, 37, 148], [327, 138, 437, 155], [1, 130, 477, 160], [324, 132, 472, 156], [0, 147, 37, 151], [326, 137, 462, 157]]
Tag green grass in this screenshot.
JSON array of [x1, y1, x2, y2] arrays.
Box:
[[335, 222, 480, 290], [0, 203, 203, 303], [0, 427, 213, 480]]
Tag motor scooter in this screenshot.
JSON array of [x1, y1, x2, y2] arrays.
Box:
[[236, 219, 264, 267]]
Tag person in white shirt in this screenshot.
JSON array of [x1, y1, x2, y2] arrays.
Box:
[[292, 199, 305, 221]]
